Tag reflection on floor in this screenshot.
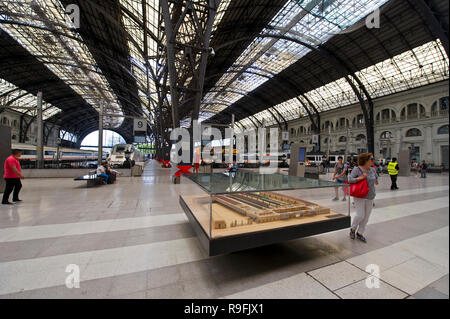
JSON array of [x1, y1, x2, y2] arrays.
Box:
[[0, 162, 448, 299]]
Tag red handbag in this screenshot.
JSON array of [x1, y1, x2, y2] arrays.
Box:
[[346, 167, 370, 198]]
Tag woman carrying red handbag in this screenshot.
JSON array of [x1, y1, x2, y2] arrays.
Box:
[[347, 153, 379, 243]]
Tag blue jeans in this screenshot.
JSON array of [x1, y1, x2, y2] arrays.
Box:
[[98, 173, 109, 183], [421, 169, 427, 178]]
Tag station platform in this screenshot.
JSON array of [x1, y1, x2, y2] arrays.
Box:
[[0, 161, 448, 299]]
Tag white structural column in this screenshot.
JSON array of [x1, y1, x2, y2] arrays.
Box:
[[395, 128, 402, 158], [36, 91, 44, 169], [425, 125, 433, 162], [98, 103, 103, 165]]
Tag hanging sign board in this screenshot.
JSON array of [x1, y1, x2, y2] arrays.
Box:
[[133, 118, 147, 132], [134, 136, 146, 143], [312, 134, 319, 144], [282, 131, 289, 141]]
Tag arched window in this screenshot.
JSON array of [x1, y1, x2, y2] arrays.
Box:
[[406, 128, 422, 137], [339, 136, 347, 143], [438, 125, 449, 135], [431, 101, 438, 115], [353, 114, 364, 127], [380, 131, 393, 139], [440, 97, 449, 111], [356, 134, 366, 142], [431, 97, 449, 117], [324, 137, 328, 144], [403, 103, 426, 119], [391, 110, 397, 121], [407, 103, 417, 117], [401, 104, 424, 120], [381, 109, 390, 121], [376, 109, 396, 123]]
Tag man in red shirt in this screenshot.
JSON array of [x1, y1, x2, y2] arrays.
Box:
[[2, 149, 24, 205]]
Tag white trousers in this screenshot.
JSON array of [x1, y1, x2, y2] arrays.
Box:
[[351, 197, 374, 235]]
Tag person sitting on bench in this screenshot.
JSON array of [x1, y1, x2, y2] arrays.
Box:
[[97, 161, 109, 184], [226, 161, 238, 173], [105, 163, 116, 184]]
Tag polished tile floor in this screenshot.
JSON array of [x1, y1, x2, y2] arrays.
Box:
[[0, 161, 448, 299]]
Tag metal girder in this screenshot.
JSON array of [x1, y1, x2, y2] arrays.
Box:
[[0, 87, 20, 100], [161, 0, 220, 129], [318, 46, 374, 154], [204, 69, 289, 129], [0, 92, 31, 109], [406, 0, 449, 57], [119, 3, 162, 47], [211, 32, 377, 152]]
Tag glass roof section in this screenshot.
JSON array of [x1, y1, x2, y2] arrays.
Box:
[[212, 0, 231, 33], [201, 0, 389, 117], [236, 40, 449, 128], [0, 0, 124, 127], [119, 0, 160, 121], [0, 78, 61, 120]]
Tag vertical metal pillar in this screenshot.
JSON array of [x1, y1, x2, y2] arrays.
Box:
[[191, 0, 220, 122], [36, 91, 44, 169], [160, 0, 180, 129], [345, 128, 350, 161], [327, 126, 331, 158], [98, 103, 103, 165]]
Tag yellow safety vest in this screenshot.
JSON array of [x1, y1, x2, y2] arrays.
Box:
[[388, 162, 399, 175]]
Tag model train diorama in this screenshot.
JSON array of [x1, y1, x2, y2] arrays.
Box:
[[211, 192, 331, 230]]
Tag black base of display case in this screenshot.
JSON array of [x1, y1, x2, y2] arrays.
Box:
[[180, 196, 351, 257]]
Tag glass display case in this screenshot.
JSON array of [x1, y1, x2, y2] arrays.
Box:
[[180, 171, 351, 256]]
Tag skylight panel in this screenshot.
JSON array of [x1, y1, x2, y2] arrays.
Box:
[[0, 79, 62, 120], [0, 0, 125, 127], [236, 40, 449, 128], [201, 0, 390, 120]]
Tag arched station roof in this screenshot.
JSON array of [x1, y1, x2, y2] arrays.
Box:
[[0, 0, 448, 139]]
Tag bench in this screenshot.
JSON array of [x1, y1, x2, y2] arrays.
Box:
[[74, 171, 105, 187]]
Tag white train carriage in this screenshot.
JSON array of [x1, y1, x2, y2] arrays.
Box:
[[107, 144, 144, 167], [11, 143, 105, 167]]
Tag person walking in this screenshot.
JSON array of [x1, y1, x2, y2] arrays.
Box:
[[348, 153, 378, 243], [420, 160, 428, 178], [388, 157, 399, 190], [411, 159, 418, 177], [324, 158, 330, 174], [2, 149, 24, 205], [332, 156, 348, 201]]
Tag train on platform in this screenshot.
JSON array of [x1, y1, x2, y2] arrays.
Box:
[[107, 144, 144, 168], [11, 143, 107, 168]]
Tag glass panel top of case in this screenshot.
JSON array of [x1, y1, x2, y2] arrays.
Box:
[[185, 171, 344, 194]]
